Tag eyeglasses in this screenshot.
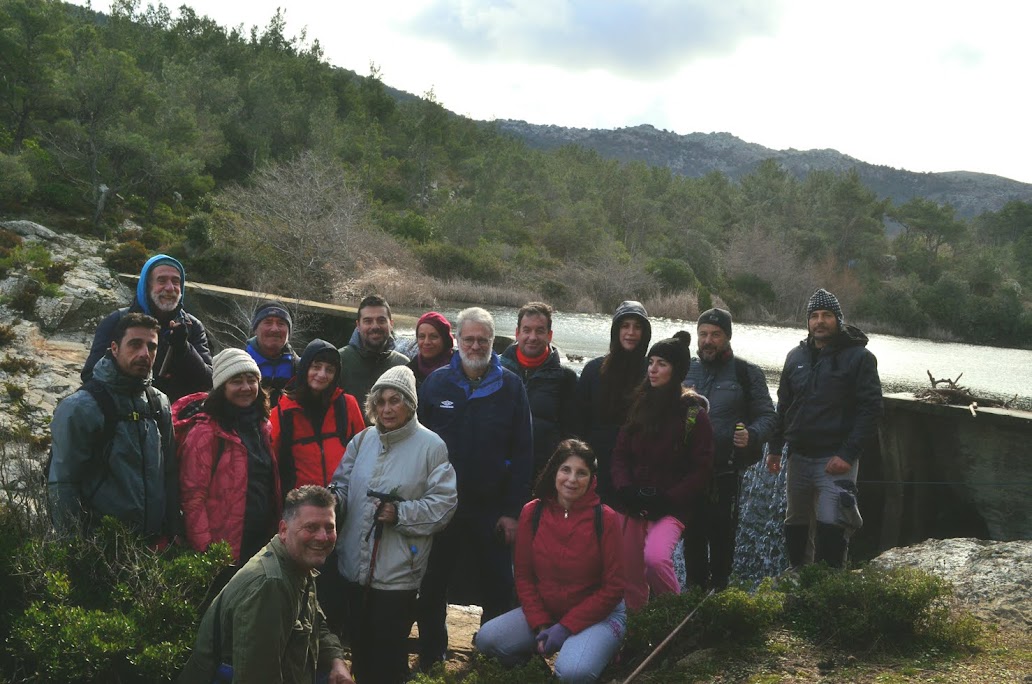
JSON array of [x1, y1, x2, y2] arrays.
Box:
[[459, 336, 492, 348]]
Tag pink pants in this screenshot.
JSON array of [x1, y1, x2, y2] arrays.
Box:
[[620, 513, 685, 612]]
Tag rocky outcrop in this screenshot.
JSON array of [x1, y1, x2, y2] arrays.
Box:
[[873, 538, 1032, 629]]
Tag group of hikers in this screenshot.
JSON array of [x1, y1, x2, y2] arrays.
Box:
[[45, 254, 883, 683]]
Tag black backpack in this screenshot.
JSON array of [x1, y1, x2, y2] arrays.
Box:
[[44, 379, 168, 488]]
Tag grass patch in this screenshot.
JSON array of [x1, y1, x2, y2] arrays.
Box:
[[0, 355, 41, 376], [0, 323, 16, 346]]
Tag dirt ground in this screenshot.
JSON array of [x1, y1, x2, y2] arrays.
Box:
[[404, 604, 483, 674]]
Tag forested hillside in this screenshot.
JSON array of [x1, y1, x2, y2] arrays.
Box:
[[2, 0, 1031, 346]]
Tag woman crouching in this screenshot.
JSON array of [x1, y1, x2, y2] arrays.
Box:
[[329, 366, 457, 684], [475, 439, 625, 683]]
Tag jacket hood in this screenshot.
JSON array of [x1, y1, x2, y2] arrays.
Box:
[[92, 354, 153, 393], [298, 339, 341, 389], [135, 254, 185, 317], [347, 326, 398, 355], [610, 300, 652, 354], [804, 323, 870, 350]]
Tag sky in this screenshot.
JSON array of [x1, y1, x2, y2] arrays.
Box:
[[74, 0, 1032, 184]]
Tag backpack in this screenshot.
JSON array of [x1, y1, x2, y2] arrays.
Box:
[[530, 499, 604, 545], [276, 393, 357, 489], [173, 397, 226, 477], [44, 379, 168, 488]]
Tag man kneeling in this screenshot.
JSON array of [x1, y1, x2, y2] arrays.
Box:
[[179, 486, 354, 684]]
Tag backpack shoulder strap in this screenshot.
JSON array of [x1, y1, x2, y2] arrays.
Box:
[[82, 379, 119, 448], [530, 499, 545, 538], [594, 503, 604, 545], [332, 393, 352, 445], [734, 356, 753, 409]]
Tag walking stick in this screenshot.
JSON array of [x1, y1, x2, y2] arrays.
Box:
[[621, 589, 715, 684]]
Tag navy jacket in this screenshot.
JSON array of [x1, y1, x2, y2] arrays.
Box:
[[768, 325, 883, 463], [684, 353, 777, 472], [418, 351, 533, 520]]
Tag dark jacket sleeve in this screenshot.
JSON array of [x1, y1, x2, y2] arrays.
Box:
[[767, 356, 794, 456], [504, 381, 534, 519], [81, 309, 124, 383], [178, 314, 214, 389], [839, 350, 883, 464], [574, 359, 599, 439], [558, 367, 579, 440], [744, 362, 778, 447], [609, 426, 633, 494]]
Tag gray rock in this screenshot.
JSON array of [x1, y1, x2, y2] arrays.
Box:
[[2, 220, 59, 241], [872, 537, 1032, 629]]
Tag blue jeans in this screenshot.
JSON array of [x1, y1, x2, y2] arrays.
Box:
[[475, 602, 626, 683]]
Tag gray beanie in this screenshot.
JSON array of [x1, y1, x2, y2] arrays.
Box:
[[697, 308, 733, 338], [806, 288, 844, 328], [212, 348, 260, 390], [371, 365, 418, 410]]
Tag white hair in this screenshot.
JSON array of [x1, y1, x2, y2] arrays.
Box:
[[456, 307, 495, 339]]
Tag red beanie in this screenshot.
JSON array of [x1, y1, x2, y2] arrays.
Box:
[[416, 311, 454, 351]]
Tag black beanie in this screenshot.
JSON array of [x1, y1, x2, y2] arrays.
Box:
[[647, 330, 693, 383], [697, 308, 732, 338], [252, 300, 293, 333], [806, 288, 844, 328]]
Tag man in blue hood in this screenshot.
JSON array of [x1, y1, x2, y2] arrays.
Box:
[[82, 254, 213, 403]]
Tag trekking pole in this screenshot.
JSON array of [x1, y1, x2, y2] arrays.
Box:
[[621, 589, 714, 684]]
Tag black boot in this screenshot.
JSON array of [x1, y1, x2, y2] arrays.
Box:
[[814, 522, 848, 568], [784, 524, 809, 568]]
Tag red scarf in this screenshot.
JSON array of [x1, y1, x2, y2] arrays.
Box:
[[516, 345, 550, 369]]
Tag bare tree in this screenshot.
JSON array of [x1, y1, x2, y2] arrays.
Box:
[[217, 151, 368, 301]]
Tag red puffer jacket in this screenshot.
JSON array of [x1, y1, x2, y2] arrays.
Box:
[[174, 392, 282, 561], [514, 479, 624, 634], [270, 389, 365, 490]]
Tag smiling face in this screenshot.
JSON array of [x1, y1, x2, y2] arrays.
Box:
[[457, 321, 492, 375], [618, 317, 643, 353], [416, 323, 446, 360], [148, 265, 182, 314], [808, 309, 839, 347], [306, 360, 336, 394], [647, 355, 674, 388], [374, 388, 411, 432], [555, 455, 592, 509], [696, 323, 729, 362], [279, 504, 337, 571], [110, 326, 159, 379], [223, 372, 260, 408], [255, 316, 289, 358], [516, 313, 551, 359], [358, 305, 392, 351]]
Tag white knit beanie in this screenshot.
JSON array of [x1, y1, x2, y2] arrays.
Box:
[[212, 348, 261, 390], [371, 365, 418, 409]]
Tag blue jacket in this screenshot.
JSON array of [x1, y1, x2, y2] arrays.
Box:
[[418, 351, 533, 520], [82, 254, 212, 403], [768, 325, 883, 464]]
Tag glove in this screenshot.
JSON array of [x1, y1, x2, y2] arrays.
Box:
[[639, 489, 669, 521], [616, 487, 640, 515], [536, 623, 572, 655], [168, 320, 189, 351]]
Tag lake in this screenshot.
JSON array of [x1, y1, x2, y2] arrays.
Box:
[[396, 306, 1032, 408]]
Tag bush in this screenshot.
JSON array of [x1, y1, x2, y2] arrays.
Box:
[[5, 518, 233, 682], [0, 324, 16, 347], [414, 242, 504, 281], [647, 257, 698, 291], [782, 563, 981, 651], [0, 152, 36, 207], [104, 240, 150, 275], [0, 355, 41, 375], [4, 382, 25, 401], [696, 579, 783, 645], [10, 280, 42, 317]]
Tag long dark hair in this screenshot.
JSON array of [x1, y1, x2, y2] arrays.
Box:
[[533, 439, 598, 501], [202, 377, 271, 423]]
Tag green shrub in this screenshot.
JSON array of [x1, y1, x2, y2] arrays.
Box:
[[4, 382, 25, 402], [0, 324, 16, 347], [44, 260, 74, 285], [782, 563, 981, 652], [0, 355, 41, 375], [697, 285, 713, 312], [0, 152, 36, 207], [414, 242, 504, 281], [623, 588, 706, 658], [0, 227, 23, 253], [10, 280, 41, 316], [647, 257, 699, 291], [696, 579, 783, 645], [104, 240, 150, 275]]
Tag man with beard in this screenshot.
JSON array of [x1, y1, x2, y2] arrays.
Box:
[[414, 307, 533, 671], [682, 308, 777, 590], [50, 313, 179, 539], [82, 254, 212, 403], [179, 486, 354, 684], [767, 289, 882, 568], [337, 294, 408, 407], [499, 301, 578, 481], [245, 300, 298, 407]]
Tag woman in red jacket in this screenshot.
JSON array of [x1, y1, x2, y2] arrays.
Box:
[[475, 439, 625, 682], [611, 332, 714, 612], [176, 349, 281, 564], [270, 338, 365, 492]]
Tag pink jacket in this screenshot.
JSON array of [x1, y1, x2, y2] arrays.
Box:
[[174, 392, 282, 561]]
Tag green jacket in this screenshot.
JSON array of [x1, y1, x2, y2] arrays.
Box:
[[338, 330, 408, 408], [178, 535, 345, 683], [48, 355, 177, 537]]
